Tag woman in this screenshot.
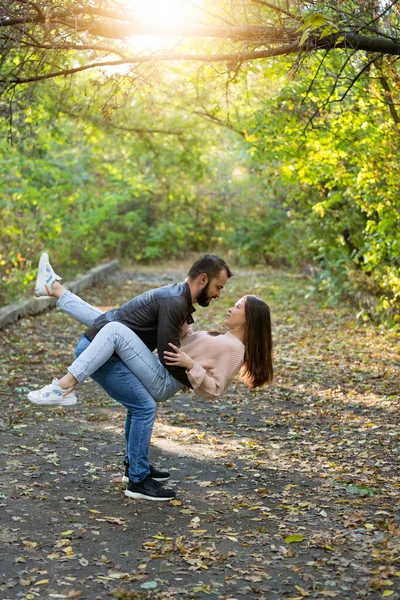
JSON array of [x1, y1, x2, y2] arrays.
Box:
[[28, 255, 273, 500]]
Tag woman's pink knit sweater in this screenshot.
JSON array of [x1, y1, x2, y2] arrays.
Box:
[[180, 329, 245, 400]]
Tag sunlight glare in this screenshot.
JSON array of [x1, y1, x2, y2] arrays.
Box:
[[129, 0, 199, 28], [126, 0, 202, 51]]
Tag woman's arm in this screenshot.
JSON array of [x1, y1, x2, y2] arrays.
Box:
[[164, 343, 244, 400]]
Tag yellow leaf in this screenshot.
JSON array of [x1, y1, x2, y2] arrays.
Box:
[[89, 509, 102, 514], [383, 592, 393, 597], [285, 534, 304, 544], [143, 541, 158, 547], [299, 29, 309, 46], [60, 530, 74, 536], [23, 541, 37, 548], [34, 579, 49, 585], [190, 529, 208, 534], [295, 585, 310, 596], [55, 539, 71, 548]]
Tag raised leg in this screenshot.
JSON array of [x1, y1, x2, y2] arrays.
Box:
[[68, 322, 183, 402], [57, 290, 104, 327]]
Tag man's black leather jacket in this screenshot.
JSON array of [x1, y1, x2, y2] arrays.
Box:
[[84, 281, 195, 387]]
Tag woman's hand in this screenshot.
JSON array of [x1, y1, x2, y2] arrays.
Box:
[[164, 343, 195, 371]]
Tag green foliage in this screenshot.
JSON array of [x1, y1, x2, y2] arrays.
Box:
[[243, 54, 400, 323], [0, 75, 253, 303], [1, 37, 400, 325]]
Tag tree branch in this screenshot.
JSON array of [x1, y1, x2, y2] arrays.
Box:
[[303, 53, 385, 131], [77, 21, 298, 43], [339, 54, 384, 103], [19, 40, 131, 60], [193, 4, 236, 27], [192, 110, 246, 137], [1, 44, 300, 86], [300, 50, 329, 106], [359, 0, 400, 35], [2, 9, 400, 56], [378, 73, 400, 125], [310, 32, 400, 56], [250, 0, 300, 20], [60, 107, 184, 135]]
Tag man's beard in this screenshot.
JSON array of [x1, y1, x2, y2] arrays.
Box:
[[197, 283, 213, 307]]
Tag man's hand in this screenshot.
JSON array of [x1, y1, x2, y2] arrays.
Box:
[[164, 343, 195, 371]]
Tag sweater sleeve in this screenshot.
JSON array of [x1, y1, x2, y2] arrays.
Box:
[[186, 346, 244, 400]]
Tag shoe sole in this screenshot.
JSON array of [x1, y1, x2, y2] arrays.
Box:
[[27, 392, 77, 406], [122, 475, 170, 484], [125, 490, 175, 501]]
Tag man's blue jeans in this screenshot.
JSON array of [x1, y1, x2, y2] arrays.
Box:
[[58, 291, 182, 483], [75, 336, 157, 482]]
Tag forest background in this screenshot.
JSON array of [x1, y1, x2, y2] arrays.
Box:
[[1, 0, 400, 325]]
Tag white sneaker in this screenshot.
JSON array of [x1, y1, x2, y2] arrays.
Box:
[[35, 252, 62, 297], [27, 378, 77, 406]]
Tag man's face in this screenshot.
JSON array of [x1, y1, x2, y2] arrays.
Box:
[[197, 269, 229, 307]]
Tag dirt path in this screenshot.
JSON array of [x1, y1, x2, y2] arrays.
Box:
[[1, 266, 399, 600]]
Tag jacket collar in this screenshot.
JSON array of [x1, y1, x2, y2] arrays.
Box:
[[184, 282, 196, 324]]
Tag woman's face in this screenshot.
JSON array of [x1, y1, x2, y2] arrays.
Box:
[[224, 296, 247, 329]]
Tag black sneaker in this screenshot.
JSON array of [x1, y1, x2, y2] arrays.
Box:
[[122, 461, 170, 484], [125, 475, 176, 501]]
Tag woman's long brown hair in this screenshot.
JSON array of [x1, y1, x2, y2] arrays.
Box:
[[239, 295, 273, 388]]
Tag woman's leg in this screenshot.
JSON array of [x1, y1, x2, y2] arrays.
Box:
[[56, 287, 104, 327], [68, 322, 183, 402], [35, 253, 104, 327]]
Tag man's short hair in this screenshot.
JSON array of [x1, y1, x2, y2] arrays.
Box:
[[187, 254, 233, 281]]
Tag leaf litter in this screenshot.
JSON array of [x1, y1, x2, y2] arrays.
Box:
[[0, 265, 399, 599]]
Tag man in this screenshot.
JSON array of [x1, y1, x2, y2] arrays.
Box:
[[83, 254, 231, 389], [32, 254, 232, 501]]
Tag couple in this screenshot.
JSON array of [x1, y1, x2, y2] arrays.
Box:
[[28, 253, 273, 501]]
